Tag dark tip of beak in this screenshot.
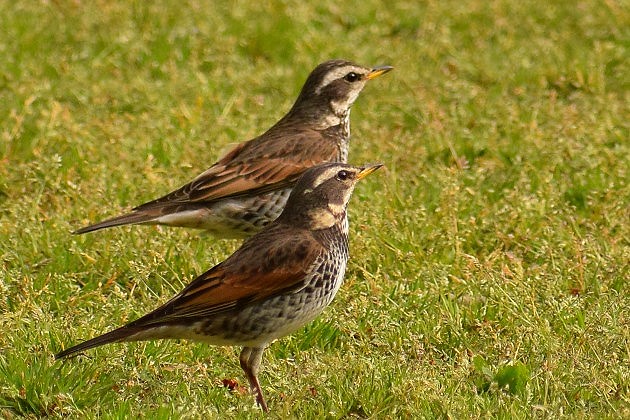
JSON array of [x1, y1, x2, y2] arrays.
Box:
[[366, 66, 393, 80], [357, 163, 384, 180]]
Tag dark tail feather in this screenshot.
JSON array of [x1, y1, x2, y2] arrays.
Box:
[[73, 211, 156, 234], [55, 325, 143, 360]]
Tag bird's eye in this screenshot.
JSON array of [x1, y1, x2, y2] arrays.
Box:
[[344, 72, 360, 82], [336, 170, 350, 181]]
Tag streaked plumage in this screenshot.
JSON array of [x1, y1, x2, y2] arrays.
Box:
[[57, 162, 383, 411], [75, 60, 391, 237]]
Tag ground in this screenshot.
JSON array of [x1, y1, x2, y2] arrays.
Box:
[[0, 0, 628, 418]]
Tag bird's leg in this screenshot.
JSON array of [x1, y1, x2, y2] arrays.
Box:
[[239, 346, 268, 412]]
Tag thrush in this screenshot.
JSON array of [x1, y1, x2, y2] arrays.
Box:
[[57, 162, 383, 411], [74, 60, 391, 237]]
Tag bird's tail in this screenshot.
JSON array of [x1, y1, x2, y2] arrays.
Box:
[[55, 325, 143, 360], [73, 211, 156, 234]]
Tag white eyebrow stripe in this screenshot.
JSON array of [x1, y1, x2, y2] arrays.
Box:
[[309, 167, 340, 189], [314, 66, 362, 94]]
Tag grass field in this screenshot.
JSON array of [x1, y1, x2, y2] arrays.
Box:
[[1, 0, 628, 418]]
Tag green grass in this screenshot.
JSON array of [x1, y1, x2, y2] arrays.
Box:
[[1, 0, 628, 418]]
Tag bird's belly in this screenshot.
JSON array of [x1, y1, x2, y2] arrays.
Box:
[[192, 253, 348, 347], [154, 188, 292, 238]]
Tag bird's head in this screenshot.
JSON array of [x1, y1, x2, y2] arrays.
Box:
[[290, 60, 393, 120], [280, 162, 383, 230]]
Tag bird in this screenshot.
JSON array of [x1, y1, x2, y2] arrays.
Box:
[[56, 162, 383, 412], [74, 59, 392, 237]]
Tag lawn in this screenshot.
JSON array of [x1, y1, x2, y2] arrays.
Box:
[[0, 0, 628, 418]]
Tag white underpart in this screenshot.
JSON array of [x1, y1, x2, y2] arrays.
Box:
[[327, 202, 345, 214], [151, 191, 292, 238], [331, 90, 360, 115], [305, 184, 355, 230], [153, 200, 247, 226], [306, 208, 337, 230], [313, 112, 343, 130], [154, 209, 218, 225]]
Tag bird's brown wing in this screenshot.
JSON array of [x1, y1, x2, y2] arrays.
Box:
[[56, 225, 323, 358], [134, 128, 339, 210], [126, 225, 323, 326]]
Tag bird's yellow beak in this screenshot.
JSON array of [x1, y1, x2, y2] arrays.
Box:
[[357, 163, 384, 180], [365, 65, 393, 80]]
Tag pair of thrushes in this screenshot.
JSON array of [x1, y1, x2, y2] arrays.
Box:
[[56, 59, 393, 411]]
